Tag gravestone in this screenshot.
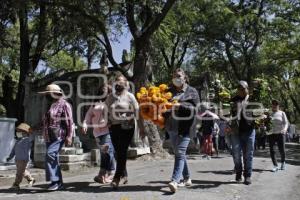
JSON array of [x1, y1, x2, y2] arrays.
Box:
[[0, 118, 17, 170]]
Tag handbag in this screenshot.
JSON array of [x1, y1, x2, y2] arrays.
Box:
[[48, 127, 61, 142]]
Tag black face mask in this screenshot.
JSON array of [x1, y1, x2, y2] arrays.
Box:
[[46, 93, 60, 102], [46, 94, 54, 102], [115, 84, 125, 93]]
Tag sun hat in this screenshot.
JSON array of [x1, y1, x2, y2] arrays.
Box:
[[38, 84, 63, 94], [16, 123, 31, 133]]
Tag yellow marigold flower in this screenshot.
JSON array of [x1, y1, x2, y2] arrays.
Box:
[[159, 84, 168, 92]]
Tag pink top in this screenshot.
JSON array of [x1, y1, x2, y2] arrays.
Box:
[[83, 101, 109, 138]]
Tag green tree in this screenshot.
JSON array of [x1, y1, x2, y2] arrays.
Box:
[[53, 0, 176, 155]]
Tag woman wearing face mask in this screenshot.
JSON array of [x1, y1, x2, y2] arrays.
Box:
[[268, 100, 289, 172], [105, 74, 145, 189], [164, 68, 200, 193], [39, 84, 74, 191], [82, 84, 116, 184]]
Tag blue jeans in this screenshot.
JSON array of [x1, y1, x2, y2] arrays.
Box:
[[95, 134, 116, 171], [169, 131, 191, 183], [45, 139, 65, 183], [231, 130, 255, 178]]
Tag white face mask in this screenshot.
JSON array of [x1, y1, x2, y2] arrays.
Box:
[[172, 78, 184, 88], [16, 132, 24, 138]]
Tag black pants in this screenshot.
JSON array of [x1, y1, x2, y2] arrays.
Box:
[[268, 134, 286, 166], [219, 136, 226, 150], [110, 124, 134, 180]]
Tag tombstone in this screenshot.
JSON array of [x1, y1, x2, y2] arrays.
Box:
[[33, 134, 46, 168], [0, 118, 17, 170]]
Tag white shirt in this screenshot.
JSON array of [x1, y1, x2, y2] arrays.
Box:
[[270, 110, 289, 134]]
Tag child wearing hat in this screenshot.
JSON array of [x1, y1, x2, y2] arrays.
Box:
[[7, 123, 36, 189]]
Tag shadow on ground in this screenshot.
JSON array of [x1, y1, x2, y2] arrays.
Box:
[[0, 182, 175, 195], [254, 143, 300, 166], [0, 179, 243, 196], [148, 179, 238, 190]]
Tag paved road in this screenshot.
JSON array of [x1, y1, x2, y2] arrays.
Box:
[[0, 144, 300, 200]]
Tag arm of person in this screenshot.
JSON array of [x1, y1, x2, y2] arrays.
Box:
[[82, 105, 93, 134], [282, 111, 289, 134], [215, 122, 220, 135], [104, 95, 113, 127], [7, 143, 16, 161], [63, 102, 74, 146], [129, 92, 145, 138], [177, 87, 200, 115]]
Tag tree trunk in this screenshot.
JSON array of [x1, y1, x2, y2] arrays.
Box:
[[133, 39, 167, 156], [15, 1, 31, 122], [289, 94, 300, 115], [133, 40, 151, 88]]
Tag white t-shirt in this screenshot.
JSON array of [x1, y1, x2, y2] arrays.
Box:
[[270, 110, 289, 134]]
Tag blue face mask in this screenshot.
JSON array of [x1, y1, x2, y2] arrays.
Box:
[[172, 78, 184, 87]]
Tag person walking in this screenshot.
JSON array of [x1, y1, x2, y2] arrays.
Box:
[[230, 81, 256, 185], [199, 108, 219, 159], [7, 123, 36, 189], [105, 74, 145, 189], [164, 68, 200, 193], [82, 84, 115, 184], [212, 120, 220, 156], [200, 114, 214, 159], [39, 84, 74, 191], [218, 119, 227, 151], [267, 100, 289, 172]]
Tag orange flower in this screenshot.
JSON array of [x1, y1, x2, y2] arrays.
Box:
[[137, 83, 174, 129], [159, 84, 168, 92]]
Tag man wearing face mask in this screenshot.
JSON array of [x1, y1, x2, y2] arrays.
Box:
[[39, 84, 74, 191], [230, 81, 256, 185], [164, 68, 200, 193]]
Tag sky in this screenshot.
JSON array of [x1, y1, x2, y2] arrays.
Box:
[[92, 33, 132, 69], [37, 32, 132, 73]]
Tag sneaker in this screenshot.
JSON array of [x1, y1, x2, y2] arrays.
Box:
[[168, 181, 178, 193], [48, 182, 64, 191], [177, 178, 192, 187], [235, 174, 243, 183], [28, 179, 36, 187], [110, 178, 120, 190], [184, 178, 193, 187], [207, 156, 211, 160], [94, 176, 104, 184], [177, 181, 185, 187], [280, 162, 286, 170], [272, 166, 279, 172], [244, 177, 252, 185], [10, 183, 20, 190]]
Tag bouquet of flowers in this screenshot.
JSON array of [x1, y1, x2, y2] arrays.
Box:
[[136, 84, 177, 128], [218, 89, 231, 102]]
